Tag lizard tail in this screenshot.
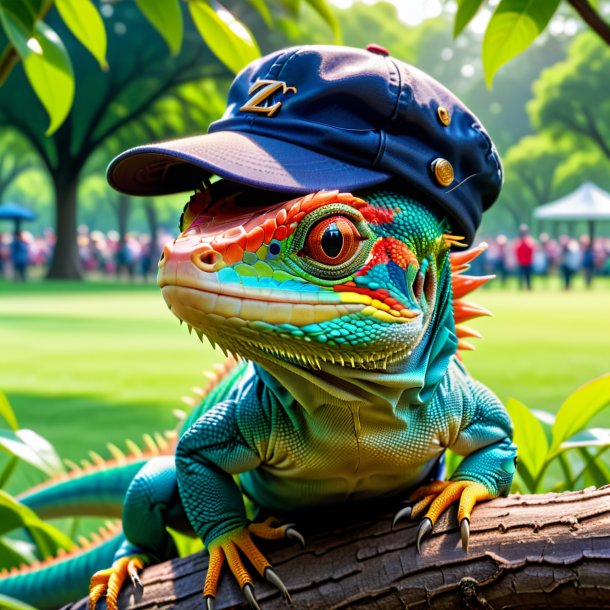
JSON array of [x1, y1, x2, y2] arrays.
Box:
[[2, 456, 148, 608], [0, 522, 123, 609], [450, 242, 493, 352]]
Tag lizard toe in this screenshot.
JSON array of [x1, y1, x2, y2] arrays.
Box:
[[89, 555, 147, 610], [410, 480, 492, 552], [205, 526, 294, 607]]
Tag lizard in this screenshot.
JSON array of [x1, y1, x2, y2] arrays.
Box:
[[0, 183, 516, 610], [0, 44, 517, 610], [90, 181, 515, 609]]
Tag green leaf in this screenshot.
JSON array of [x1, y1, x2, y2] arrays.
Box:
[[0, 430, 55, 475], [578, 447, 610, 487], [135, 0, 183, 57], [0, 0, 37, 35], [188, 0, 260, 74], [482, 0, 561, 87], [0, 4, 32, 57], [0, 536, 36, 569], [0, 593, 39, 610], [16, 429, 65, 476], [506, 398, 548, 481], [304, 0, 341, 43], [55, 0, 107, 69], [454, 0, 485, 37], [245, 0, 273, 28], [277, 0, 300, 17], [550, 374, 610, 456], [0, 392, 19, 432], [0, 491, 73, 558], [0, 427, 64, 478], [21, 20, 75, 135]]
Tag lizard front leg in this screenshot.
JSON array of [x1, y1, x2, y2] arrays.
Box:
[[176, 399, 302, 609], [394, 379, 517, 551]]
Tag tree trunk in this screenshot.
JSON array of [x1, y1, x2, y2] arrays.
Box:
[[46, 172, 83, 280], [117, 194, 131, 247], [64, 487, 610, 609], [144, 200, 160, 258]]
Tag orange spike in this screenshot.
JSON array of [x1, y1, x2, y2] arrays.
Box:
[[456, 325, 482, 339], [443, 233, 468, 249], [457, 339, 476, 351], [453, 299, 492, 325], [450, 242, 488, 270], [452, 274, 494, 299]]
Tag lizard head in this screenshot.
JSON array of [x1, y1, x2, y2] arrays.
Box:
[[158, 182, 456, 370]]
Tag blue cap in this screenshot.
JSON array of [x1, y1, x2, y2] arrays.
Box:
[[107, 45, 502, 244]]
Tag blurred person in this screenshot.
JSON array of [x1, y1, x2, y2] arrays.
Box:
[[138, 235, 157, 281], [116, 234, 141, 280], [534, 233, 552, 276], [514, 224, 536, 290], [487, 234, 509, 286], [559, 237, 581, 290], [10, 230, 29, 281], [580, 235, 595, 288], [0, 232, 6, 277]]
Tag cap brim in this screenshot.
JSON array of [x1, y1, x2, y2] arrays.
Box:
[[107, 131, 391, 196]]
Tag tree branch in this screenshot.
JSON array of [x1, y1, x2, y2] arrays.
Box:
[[568, 0, 610, 46], [63, 486, 610, 609], [83, 55, 226, 157]]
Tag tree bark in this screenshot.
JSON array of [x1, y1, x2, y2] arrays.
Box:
[[46, 172, 83, 280], [64, 486, 610, 609]]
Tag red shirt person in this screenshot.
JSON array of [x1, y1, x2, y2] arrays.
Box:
[[514, 224, 536, 290]]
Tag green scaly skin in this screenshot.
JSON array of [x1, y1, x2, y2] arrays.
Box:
[[0, 186, 516, 609]]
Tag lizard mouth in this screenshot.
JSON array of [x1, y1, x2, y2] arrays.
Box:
[[161, 282, 424, 369], [160, 284, 367, 328]]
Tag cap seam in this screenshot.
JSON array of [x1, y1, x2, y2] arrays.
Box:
[[386, 57, 402, 122]]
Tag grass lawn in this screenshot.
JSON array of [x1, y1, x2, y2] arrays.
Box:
[[1, 277, 609, 489]]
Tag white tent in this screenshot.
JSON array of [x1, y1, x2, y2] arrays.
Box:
[[534, 182, 610, 240]]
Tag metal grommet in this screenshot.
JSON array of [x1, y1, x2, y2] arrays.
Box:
[[432, 158, 454, 187], [437, 106, 451, 126]]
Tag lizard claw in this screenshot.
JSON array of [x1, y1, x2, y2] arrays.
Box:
[[285, 526, 305, 548], [460, 518, 470, 551], [392, 505, 412, 529], [416, 518, 433, 554], [243, 583, 261, 610], [265, 567, 292, 604], [205, 596, 215, 610], [403, 479, 492, 553]]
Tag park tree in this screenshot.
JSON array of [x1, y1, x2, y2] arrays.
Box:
[[528, 31, 610, 165], [0, 1, 337, 280], [0, 130, 40, 201], [497, 133, 570, 231], [0, 3, 234, 279]]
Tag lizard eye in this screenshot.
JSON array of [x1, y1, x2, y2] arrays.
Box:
[[287, 203, 373, 283], [304, 216, 361, 265]]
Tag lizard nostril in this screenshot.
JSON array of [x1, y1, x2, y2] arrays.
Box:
[[158, 243, 172, 269], [200, 251, 218, 266], [193, 247, 223, 272]]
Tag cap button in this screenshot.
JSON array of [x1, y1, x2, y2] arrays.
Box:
[[431, 158, 454, 187], [437, 106, 451, 126], [366, 44, 389, 56]]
